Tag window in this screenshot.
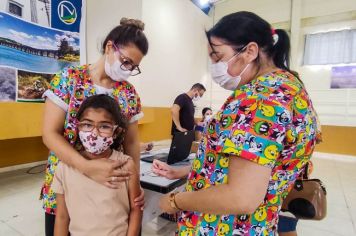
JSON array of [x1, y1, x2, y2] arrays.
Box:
[[303, 29, 356, 65], [8, 2, 22, 17]]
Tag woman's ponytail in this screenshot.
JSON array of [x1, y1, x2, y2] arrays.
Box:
[[271, 29, 291, 71]]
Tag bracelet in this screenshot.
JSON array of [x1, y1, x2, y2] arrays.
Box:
[[169, 192, 182, 211]]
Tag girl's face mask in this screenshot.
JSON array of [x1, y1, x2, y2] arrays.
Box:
[[79, 131, 114, 155]]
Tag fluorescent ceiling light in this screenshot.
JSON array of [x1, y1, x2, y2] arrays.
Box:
[[199, 0, 210, 7]]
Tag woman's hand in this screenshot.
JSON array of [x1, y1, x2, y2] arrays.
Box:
[[152, 160, 178, 180], [159, 193, 179, 214], [145, 142, 154, 151], [177, 126, 188, 132], [134, 187, 145, 210], [82, 158, 131, 189]]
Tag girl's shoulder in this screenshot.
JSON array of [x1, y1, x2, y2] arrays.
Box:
[[112, 80, 139, 96]]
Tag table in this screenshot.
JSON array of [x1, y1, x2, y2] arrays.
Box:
[[139, 141, 194, 224]]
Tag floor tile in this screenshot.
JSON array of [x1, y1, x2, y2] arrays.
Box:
[[299, 215, 356, 236], [0, 221, 23, 236], [0, 153, 356, 235], [297, 224, 344, 236]]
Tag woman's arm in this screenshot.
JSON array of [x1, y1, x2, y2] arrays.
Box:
[[54, 194, 69, 236], [42, 99, 85, 168], [126, 159, 142, 236], [124, 121, 146, 208], [123, 121, 140, 171], [171, 104, 187, 132], [160, 156, 271, 215], [42, 99, 130, 188], [152, 160, 190, 179]]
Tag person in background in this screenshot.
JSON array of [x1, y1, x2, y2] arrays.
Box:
[[53, 95, 141, 236], [41, 18, 148, 236], [171, 83, 206, 134], [195, 107, 212, 141], [154, 11, 319, 235]]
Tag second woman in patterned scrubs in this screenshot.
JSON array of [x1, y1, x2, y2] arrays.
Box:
[[154, 11, 319, 235], [40, 18, 148, 236]]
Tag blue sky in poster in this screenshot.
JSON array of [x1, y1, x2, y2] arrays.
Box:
[[0, 12, 79, 51]]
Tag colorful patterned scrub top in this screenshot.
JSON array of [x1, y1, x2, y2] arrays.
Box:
[[177, 70, 318, 236], [40, 65, 143, 214]]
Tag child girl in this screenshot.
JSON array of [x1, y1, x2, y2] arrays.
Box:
[[52, 94, 141, 236]]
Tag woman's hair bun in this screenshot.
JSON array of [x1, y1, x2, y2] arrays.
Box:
[[120, 17, 145, 31]]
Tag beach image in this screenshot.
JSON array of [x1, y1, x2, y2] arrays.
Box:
[[0, 12, 79, 74], [17, 70, 53, 101], [0, 66, 16, 101]]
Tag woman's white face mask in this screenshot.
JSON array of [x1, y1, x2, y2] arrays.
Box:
[[104, 50, 131, 82], [210, 46, 250, 91]]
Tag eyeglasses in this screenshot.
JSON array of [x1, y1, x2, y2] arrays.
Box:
[[112, 44, 141, 76], [78, 122, 118, 135]]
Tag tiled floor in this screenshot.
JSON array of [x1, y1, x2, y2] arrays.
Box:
[[0, 152, 356, 236]]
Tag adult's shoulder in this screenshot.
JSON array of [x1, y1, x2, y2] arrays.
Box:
[[173, 93, 190, 105], [251, 69, 305, 107], [113, 80, 141, 98], [53, 64, 90, 86], [58, 64, 89, 76]]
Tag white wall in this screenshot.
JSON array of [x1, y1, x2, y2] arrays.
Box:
[[301, 0, 356, 19], [86, 0, 212, 114], [214, 0, 356, 23], [297, 20, 356, 126], [134, 0, 212, 109], [86, 0, 142, 63], [213, 0, 356, 126], [214, 0, 291, 24]]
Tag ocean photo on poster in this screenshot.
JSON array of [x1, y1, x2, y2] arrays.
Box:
[[0, 12, 79, 74]]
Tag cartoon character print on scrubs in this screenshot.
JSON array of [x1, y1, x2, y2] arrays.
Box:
[[40, 65, 142, 214], [177, 70, 318, 235]]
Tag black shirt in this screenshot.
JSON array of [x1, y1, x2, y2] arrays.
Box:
[[171, 93, 195, 134]]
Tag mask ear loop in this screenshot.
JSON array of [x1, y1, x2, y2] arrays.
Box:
[[227, 44, 248, 65], [226, 45, 249, 79], [239, 63, 251, 77]]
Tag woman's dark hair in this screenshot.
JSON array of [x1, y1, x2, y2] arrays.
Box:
[[206, 11, 291, 72], [77, 94, 127, 151], [202, 107, 212, 117], [102, 17, 149, 55]]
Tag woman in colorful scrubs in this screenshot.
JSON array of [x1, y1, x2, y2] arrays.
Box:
[[153, 11, 319, 235], [40, 18, 148, 236]]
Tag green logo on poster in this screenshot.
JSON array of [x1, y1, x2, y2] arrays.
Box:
[[58, 1, 77, 25]]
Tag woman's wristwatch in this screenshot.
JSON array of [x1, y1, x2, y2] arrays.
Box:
[[169, 192, 182, 211]]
